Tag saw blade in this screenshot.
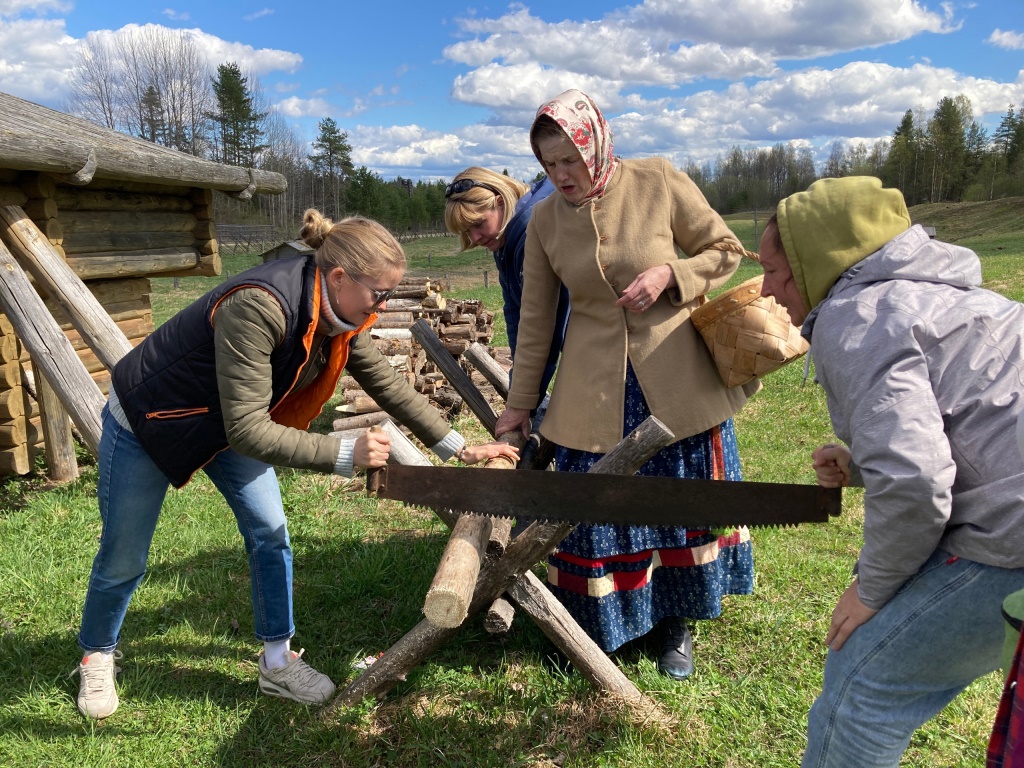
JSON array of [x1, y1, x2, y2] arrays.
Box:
[[370, 465, 840, 529]]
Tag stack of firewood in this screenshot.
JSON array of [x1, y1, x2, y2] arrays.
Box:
[[332, 277, 498, 431]]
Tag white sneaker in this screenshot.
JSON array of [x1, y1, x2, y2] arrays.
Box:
[[72, 650, 122, 719], [258, 649, 335, 704]]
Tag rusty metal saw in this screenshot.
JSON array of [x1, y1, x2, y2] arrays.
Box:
[[367, 465, 841, 528]]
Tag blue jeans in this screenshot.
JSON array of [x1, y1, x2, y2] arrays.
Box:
[[803, 549, 1024, 767], [78, 406, 294, 651]]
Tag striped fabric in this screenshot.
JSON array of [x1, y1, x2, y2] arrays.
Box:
[[546, 361, 755, 652]]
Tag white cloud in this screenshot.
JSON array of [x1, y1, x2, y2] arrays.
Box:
[[276, 95, 334, 118], [987, 29, 1024, 50], [82, 23, 302, 77], [162, 8, 190, 22], [244, 9, 274, 22], [349, 122, 544, 180], [0, 17, 76, 101], [0, 0, 69, 17]]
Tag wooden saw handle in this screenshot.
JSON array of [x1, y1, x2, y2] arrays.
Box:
[[365, 424, 385, 497]]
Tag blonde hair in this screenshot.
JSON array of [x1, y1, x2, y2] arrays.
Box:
[[299, 209, 406, 279], [443, 167, 530, 253]]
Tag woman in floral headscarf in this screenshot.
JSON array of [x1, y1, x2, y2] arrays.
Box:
[[496, 89, 759, 680]]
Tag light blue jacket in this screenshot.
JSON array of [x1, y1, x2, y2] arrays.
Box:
[[803, 225, 1024, 608]]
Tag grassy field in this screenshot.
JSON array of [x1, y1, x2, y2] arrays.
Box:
[[0, 200, 1021, 767]]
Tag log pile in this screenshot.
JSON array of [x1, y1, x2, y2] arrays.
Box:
[[333, 277, 501, 429]]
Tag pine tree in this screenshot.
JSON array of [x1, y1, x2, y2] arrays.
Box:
[[308, 118, 354, 217], [209, 62, 267, 167]]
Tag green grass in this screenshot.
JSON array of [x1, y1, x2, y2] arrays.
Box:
[[1, 206, 1021, 767]]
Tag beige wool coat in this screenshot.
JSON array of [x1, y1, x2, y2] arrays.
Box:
[[506, 157, 759, 452]]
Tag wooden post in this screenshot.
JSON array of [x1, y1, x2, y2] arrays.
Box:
[[0, 205, 133, 371], [33, 362, 78, 482], [328, 416, 674, 709], [410, 319, 498, 436], [0, 240, 104, 454]]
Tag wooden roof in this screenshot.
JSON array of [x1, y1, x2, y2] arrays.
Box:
[[0, 91, 286, 198]]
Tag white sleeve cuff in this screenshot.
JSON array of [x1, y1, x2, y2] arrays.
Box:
[[334, 438, 356, 477], [431, 431, 464, 462]]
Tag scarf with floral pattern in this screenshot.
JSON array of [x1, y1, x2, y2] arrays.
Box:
[[532, 89, 619, 205]]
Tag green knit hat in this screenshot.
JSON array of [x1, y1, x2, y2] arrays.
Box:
[[776, 177, 911, 312]]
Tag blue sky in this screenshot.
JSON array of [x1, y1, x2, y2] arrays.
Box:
[[1, 0, 1023, 181]]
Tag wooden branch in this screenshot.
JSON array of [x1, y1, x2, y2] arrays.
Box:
[[410, 318, 497, 436], [329, 416, 674, 709], [464, 342, 510, 400], [0, 205, 133, 372], [0, 240, 104, 454]]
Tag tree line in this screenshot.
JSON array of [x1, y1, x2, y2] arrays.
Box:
[[66, 26, 1024, 238]]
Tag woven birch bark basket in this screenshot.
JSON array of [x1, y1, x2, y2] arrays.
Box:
[[690, 275, 809, 388]]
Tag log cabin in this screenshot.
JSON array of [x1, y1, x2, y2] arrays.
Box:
[[0, 91, 286, 475]]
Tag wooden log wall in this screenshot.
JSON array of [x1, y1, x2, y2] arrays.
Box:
[[0, 168, 211, 475], [333, 276, 503, 429]]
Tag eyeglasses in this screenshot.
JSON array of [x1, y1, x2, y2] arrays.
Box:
[[444, 178, 500, 199], [347, 273, 397, 310]]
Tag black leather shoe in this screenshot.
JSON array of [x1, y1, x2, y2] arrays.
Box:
[[658, 617, 694, 680]]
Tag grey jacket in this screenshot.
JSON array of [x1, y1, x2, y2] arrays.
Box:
[[803, 225, 1024, 608]]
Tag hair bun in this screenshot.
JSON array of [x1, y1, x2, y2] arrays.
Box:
[[300, 208, 334, 249]]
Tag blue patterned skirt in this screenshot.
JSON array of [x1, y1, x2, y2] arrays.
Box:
[[546, 362, 755, 652]]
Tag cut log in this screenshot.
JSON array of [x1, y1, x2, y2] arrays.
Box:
[[23, 198, 58, 221], [422, 513, 493, 628], [422, 431, 525, 629], [0, 386, 25, 419], [0, 205, 134, 371], [483, 597, 516, 634], [0, 186, 29, 207], [464, 343, 510, 400], [336, 396, 382, 415], [0, 443, 29, 475], [331, 411, 388, 431], [0, 239, 104, 453]]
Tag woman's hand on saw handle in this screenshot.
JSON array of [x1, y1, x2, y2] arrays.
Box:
[[355, 427, 391, 468]]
